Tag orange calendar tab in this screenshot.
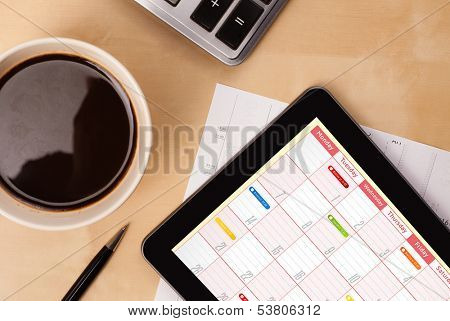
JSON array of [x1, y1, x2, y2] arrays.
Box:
[[401, 247, 421, 270]]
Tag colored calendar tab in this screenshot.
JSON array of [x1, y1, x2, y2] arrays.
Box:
[[229, 181, 275, 228], [407, 234, 435, 265], [249, 186, 270, 209], [334, 152, 364, 185], [307, 209, 353, 257], [310, 159, 357, 206], [328, 165, 349, 188], [239, 293, 248, 301], [231, 287, 258, 301], [215, 217, 236, 240], [381, 206, 412, 238], [311, 126, 338, 156], [328, 214, 349, 238], [359, 180, 387, 210], [401, 247, 421, 270], [199, 207, 247, 253], [340, 289, 362, 301], [385, 242, 425, 284]]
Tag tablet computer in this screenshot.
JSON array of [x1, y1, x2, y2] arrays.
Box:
[[142, 88, 449, 301]]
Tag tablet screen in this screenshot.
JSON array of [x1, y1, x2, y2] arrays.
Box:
[[172, 118, 450, 301]]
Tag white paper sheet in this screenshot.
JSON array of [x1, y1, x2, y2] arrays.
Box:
[[154, 84, 450, 300]]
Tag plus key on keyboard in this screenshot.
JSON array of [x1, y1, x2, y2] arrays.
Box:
[[191, 0, 234, 32], [216, 0, 264, 50]]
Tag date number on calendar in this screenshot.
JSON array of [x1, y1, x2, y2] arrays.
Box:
[[257, 304, 321, 316]]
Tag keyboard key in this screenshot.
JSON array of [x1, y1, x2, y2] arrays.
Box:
[[191, 0, 234, 32], [260, 0, 272, 4], [164, 0, 181, 6], [216, 0, 263, 50]]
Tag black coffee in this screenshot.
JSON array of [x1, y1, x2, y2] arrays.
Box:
[[0, 54, 135, 209]]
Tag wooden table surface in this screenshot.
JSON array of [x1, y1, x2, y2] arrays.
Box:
[[0, 0, 449, 300]]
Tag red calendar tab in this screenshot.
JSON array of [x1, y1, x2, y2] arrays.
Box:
[[238, 293, 248, 301], [311, 126, 338, 156], [407, 234, 435, 265], [359, 180, 387, 210]]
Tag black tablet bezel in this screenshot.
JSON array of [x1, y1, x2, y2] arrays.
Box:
[[142, 87, 449, 301]]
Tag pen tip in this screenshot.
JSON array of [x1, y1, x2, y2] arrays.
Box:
[[106, 223, 129, 251]]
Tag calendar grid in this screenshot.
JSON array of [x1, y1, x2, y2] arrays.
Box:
[[209, 169, 419, 300], [196, 233, 247, 301], [307, 167, 419, 298], [258, 168, 378, 300], [196, 208, 303, 301], [226, 204, 305, 300], [174, 119, 450, 301], [304, 156, 423, 300], [256, 177, 362, 299], [277, 151, 398, 299], [301, 132, 447, 299]]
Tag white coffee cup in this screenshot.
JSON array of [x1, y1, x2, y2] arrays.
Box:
[[0, 38, 152, 231]]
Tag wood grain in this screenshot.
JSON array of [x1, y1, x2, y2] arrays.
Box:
[[0, 0, 449, 300]]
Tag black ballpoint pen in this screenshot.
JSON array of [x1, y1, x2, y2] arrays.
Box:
[[62, 224, 129, 301]]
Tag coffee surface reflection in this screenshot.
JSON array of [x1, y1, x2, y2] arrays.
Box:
[[0, 54, 135, 209]]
